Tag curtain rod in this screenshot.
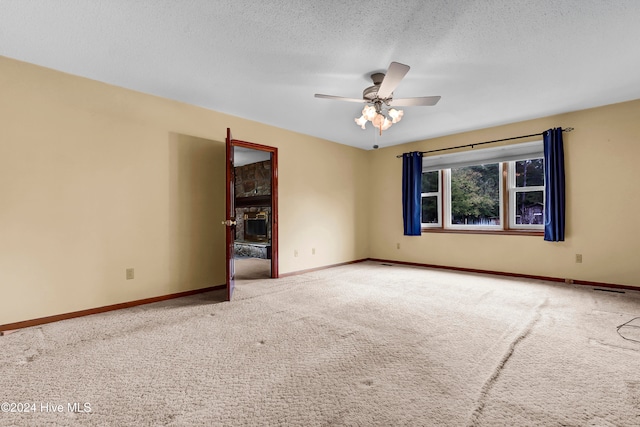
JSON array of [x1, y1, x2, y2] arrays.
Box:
[[396, 127, 574, 158]]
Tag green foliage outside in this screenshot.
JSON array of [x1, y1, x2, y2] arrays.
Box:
[[450, 164, 499, 224]]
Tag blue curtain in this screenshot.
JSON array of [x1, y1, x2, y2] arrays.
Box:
[[402, 152, 423, 236], [543, 128, 565, 241]]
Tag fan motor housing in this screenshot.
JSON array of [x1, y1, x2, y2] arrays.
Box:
[[363, 85, 379, 101], [363, 72, 389, 101]]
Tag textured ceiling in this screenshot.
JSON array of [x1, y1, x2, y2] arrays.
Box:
[[2, 0, 640, 150]]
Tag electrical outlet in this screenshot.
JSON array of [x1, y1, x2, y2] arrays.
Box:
[[575, 254, 583, 263], [312, 248, 316, 255], [294, 250, 298, 257], [126, 268, 134, 280], [396, 243, 400, 249]]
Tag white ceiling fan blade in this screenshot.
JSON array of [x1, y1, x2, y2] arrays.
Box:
[[314, 94, 366, 103], [390, 96, 441, 106], [377, 62, 410, 99]]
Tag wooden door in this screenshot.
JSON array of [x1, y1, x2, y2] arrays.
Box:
[[224, 128, 236, 300]]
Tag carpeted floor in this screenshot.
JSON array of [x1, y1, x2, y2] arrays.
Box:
[[235, 257, 271, 280], [1, 261, 640, 426]]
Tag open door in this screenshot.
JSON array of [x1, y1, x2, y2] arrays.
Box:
[[223, 128, 236, 300], [231, 140, 279, 279]]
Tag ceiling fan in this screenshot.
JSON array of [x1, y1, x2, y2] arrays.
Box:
[[314, 62, 441, 135]]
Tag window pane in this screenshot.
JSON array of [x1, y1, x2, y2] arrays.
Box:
[[421, 196, 438, 224], [421, 171, 439, 193], [515, 191, 544, 224], [450, 164, 500, 226], [515, 159, 544, 187]]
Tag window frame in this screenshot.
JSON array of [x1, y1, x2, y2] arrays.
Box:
[[443, 164, 504, 231], [420, 158, 544, 235], [507, 158, 545, 230], [421, 170, 442, 228]]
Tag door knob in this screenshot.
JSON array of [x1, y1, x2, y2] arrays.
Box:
[[221, 219, 237, 226]]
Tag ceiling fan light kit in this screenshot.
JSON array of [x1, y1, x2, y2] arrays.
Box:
[[355, 104, 403, 133], [315, 61, 440, 137]]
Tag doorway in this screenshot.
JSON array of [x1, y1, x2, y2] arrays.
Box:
[[232, 141, 278, 280]]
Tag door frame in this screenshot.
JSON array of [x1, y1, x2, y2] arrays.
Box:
[[230, 139, 279, 278]]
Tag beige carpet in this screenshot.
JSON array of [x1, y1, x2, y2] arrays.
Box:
[[235, 257, 271, 280], [1, 261, 640, 426]]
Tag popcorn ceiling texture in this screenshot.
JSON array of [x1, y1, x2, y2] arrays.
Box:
[[1, 1, 640, 149], [1, 261, 639, 425]]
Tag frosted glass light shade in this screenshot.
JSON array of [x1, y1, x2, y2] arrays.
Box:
[[354, 104, 403, 133], [388, 108, 404, 123], [354, 115, 367, 129], [362, 105, 377, 121]]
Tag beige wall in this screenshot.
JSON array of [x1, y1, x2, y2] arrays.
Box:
[[368, 99, 640, 288], [0, 57, 369, 325]]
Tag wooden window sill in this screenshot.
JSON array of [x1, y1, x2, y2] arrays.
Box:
[[421, 228, 544, 236]]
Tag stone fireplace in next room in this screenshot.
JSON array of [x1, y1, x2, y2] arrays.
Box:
[[233, 158, 272, 259]]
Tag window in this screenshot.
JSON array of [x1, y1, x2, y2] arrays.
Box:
[[509, 159, 544, 228], [421, 171, 441, 227], [420, 141, 544, 233], [447, 163, 502, 229]]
